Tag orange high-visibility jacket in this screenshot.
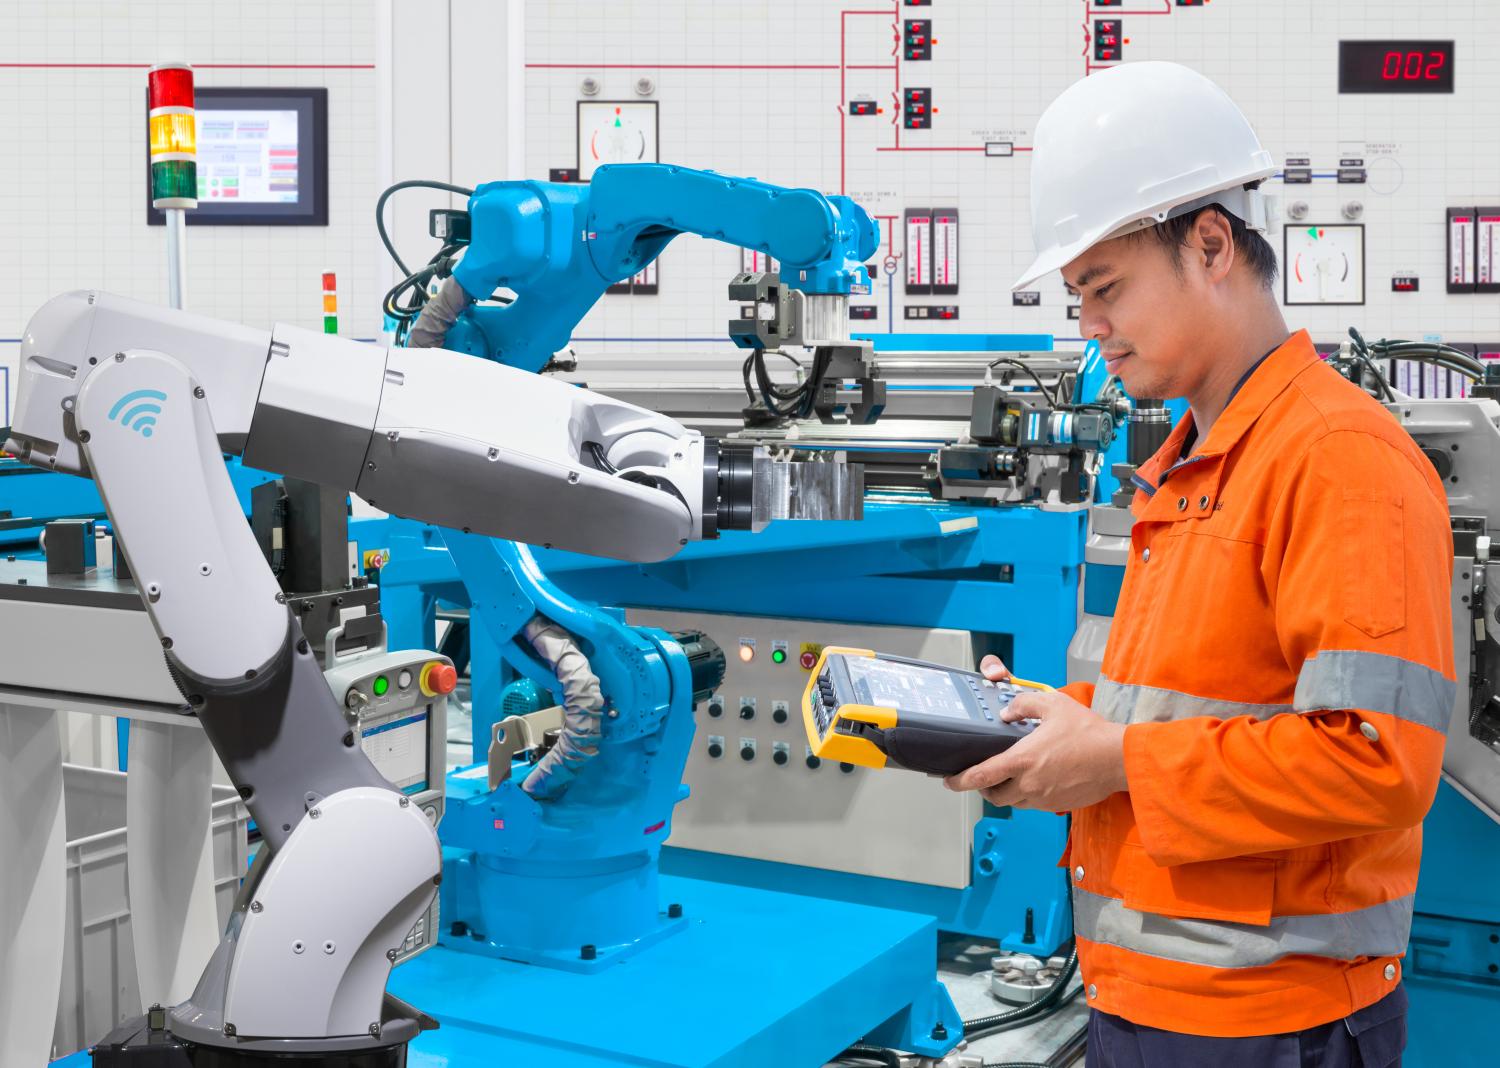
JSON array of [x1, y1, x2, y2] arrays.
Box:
[[1060, 330, 1454, 1037]]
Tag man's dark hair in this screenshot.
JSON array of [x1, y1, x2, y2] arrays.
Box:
[[1127, 202, 1279, 291]]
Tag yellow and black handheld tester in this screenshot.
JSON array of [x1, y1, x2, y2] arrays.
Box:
[[802, 648, 1053, 776]]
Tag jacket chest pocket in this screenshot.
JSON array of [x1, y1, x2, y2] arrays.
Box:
[[1122, 521, 1267, 659]]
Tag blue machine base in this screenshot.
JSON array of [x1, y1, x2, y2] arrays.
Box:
[[392, 874, 960, 1067]]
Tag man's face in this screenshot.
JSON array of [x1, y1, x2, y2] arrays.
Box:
[[1061, 234, 1211, 401]]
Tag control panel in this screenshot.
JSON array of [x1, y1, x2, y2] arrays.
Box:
[[322, 647, 455, 962], [628, 609, 982, 890]]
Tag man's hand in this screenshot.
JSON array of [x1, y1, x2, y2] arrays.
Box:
[[944, 657, 1128, 812]]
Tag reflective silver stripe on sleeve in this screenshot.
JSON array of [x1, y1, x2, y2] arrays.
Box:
[[1094, 675, 1291, 725], [1293, 649, 1455, 731], [1072, 887, 1414, 969]]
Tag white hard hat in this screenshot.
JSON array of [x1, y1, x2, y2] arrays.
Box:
[[1014, 62, 1277, 291]]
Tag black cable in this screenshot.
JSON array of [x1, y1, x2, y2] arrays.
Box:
[[746, 346, 830, 419], [586, 441, 617, 474], [376, 179, 474, 277], [963, 944, 1080, 1038], [1350, 354, 1396, 401], [988, 357, 1059, 406]]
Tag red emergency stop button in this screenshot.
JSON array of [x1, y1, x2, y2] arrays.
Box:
[[799, 651, 818, 670], [420, 661, 457, 697]]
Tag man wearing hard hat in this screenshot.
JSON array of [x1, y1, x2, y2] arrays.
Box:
[[948, 62, 1453, 1065]]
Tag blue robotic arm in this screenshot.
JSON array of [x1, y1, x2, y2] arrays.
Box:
[[439, 163, 878, 370]]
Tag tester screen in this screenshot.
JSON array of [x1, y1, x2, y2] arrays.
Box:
[[847, 658, 970, 720]]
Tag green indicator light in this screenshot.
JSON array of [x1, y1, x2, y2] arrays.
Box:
[[772, 649, 787, 664], [373, 675, 389, 696]]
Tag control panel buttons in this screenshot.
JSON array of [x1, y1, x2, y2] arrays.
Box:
[[740, 704, 756, 720], [840, 762, 855, 774], [740, 743, 756, 761], [708, 701, 724, 718], [772, 706, 789, 724], [806, 755, 822, 769], [707, 736, 724, 759]]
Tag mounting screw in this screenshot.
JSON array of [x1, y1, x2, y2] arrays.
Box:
[[931, 1022, 948, 1041], [323, 940, 336, 954], [580, 944, 597, 961], [78, 430, 91, 443], [387, 948, 398, 961], [567, 471, 580, 484], [367, 461, 377, 471], [199, 563, 212, 576], [193, 386, 205, 398], [668, 902, 683, 919], [369, 1022, 381, 1037], [580, 76, 601, 96], [387, 430, 400, 442], [250, 900, 263, 913], [309, 808, 321, 819], [275, 591, 287, 604], [147, 582, 162, 601], [635, 76, 655, 96], [293, 940, 305, 954], [114, 352, 127, 363], [160, 636, 173, 649], [223, 1023, 237, 1037], [399, 795, 410, 808]]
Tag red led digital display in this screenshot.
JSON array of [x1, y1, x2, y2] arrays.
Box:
[[1339, 40, 1454, 94]]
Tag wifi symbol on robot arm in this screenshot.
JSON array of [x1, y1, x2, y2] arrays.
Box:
[[107, 389, 168, 438]]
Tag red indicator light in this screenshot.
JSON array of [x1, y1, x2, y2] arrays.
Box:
[[493, 819, 506, 829]]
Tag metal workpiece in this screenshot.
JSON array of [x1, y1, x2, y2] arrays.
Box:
[[703, 441, 865, 536], [748, 448, 866, 527]]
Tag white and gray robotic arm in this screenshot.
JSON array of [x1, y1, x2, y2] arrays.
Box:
[[5, 291, 859, 1055], [10, 291, 859, 565]]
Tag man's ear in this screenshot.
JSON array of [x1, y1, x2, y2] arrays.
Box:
[[1191, 209, 1236, 283]]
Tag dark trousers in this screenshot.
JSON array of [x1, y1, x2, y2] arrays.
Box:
[[1085, 984, 1407, 1068]]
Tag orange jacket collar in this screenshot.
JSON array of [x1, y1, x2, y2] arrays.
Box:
[[1136, 330, 1319, 488]]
